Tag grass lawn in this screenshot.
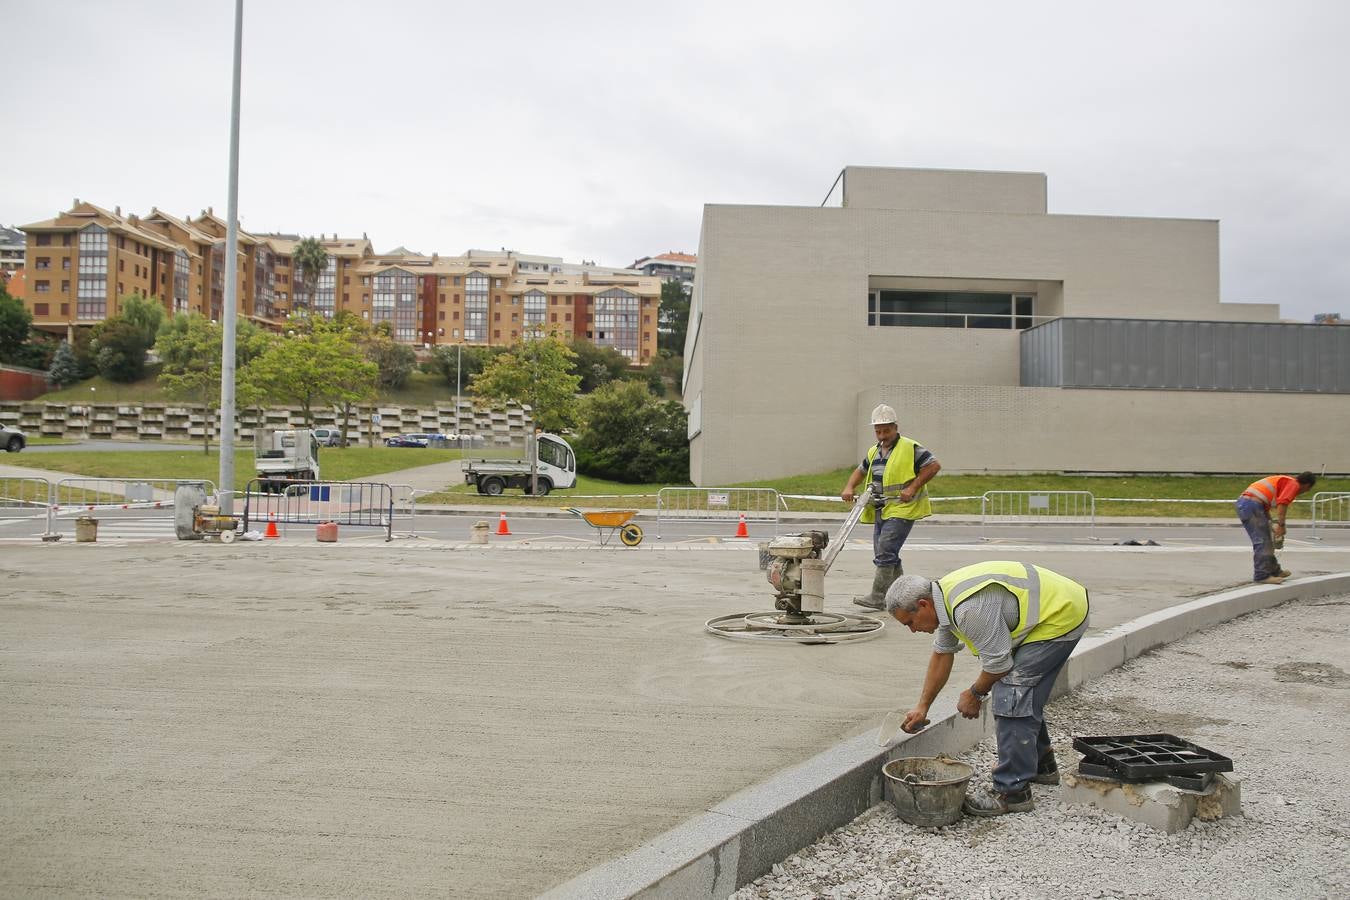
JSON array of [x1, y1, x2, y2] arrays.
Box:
[[418, 475, 665, 507], [13, 438, 1345, 519], [13, 446, 461, 486], [420, 468, 1350, 519], [726, 469, 1350, 519]]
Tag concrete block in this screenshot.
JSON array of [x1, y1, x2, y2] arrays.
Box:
[[1061, 772, 1241, 833]]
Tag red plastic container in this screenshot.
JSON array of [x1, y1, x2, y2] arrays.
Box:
[[315, 522, 339, 542]]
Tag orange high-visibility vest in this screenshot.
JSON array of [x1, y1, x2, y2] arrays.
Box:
[[1241, 475, 1296, 509]]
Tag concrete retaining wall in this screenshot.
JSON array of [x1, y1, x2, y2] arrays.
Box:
[[543, 573, 1350, 899], [0, 400, 532, 446]]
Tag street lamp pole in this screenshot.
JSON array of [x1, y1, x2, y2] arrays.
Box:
[[455, 342, 462, 435], [218, 0, 244, 514]]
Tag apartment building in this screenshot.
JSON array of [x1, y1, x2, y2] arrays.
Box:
[[0, 225, 25, 272], [19, 202, 662, 362], [630, 250, 696, 288]]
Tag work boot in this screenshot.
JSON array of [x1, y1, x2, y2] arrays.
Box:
[[1032, 753, 1060, 786], [963, 786, 1034, 817], [853, 564, 901, 610], [1255, 574, 1287, 585], [1277, 569, 1292, 578]]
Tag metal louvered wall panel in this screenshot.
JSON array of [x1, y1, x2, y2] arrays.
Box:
[[1019, 318, 1350, 393]]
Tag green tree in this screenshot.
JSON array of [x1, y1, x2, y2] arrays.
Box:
[[469, 329, 581, 433], [69, 328, 99, 380], [120, 293, 165, 350], [92, 319, 150, 382], [363, 322, 417, 391], [292, 237, 328, 314], [88, 294, 164, 382], [573, 380, 689, 483], [568, 337, 631, 393], [0, 281, 32, 364], [646, 348, 684, 399], [427, 343, 502, 392], [48, 341, 82, 387], [157, 313, 273, 452], [245, 326, 377, 426], [657, 280, 690, 355]]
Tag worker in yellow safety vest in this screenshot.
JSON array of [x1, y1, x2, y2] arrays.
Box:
[[840, 404, 941, 610], [885, 561, 1090, 817]]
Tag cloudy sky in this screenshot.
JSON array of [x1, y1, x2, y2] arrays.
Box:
[[6, 0, 1347, 319]]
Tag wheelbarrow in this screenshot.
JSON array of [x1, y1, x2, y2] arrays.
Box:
[[561, 507, 644, 547]]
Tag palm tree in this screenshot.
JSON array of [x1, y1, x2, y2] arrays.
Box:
[[292, 236, 328, 315]]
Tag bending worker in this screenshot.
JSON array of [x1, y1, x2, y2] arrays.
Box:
[[841, 404, 940, 610], [1236, 472, 1317, 584], [885, 561, 1089, 817]]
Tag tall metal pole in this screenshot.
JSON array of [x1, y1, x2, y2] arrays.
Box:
[[218, 0, 243, 513], [455, 343, 462, 434]]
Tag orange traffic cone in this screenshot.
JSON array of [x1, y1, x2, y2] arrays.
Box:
[[496, 512, 512, 535], [735, 513, 749, 538], [264, 514, 280, 539]]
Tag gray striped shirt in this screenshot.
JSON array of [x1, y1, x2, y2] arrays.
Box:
[[933, 583, 1088, 674]]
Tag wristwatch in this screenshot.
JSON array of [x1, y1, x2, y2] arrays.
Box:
[[970, 685, 989, 700]]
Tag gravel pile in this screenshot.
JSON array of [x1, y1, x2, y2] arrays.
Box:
[[734, 595, 1350, 900]]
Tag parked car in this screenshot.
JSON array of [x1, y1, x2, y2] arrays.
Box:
[[1, 423, 25, 452], [312, 427, 343, 447], [385, 433, 431, 448]]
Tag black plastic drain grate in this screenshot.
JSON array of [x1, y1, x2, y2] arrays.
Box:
[[1073, 733, 1232, 789]]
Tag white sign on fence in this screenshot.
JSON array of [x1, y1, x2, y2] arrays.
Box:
[[707, 492, 729, 508], [1029, 494, 1050, 511]]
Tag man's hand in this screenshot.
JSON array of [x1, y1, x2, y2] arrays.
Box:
[[1273, 522, 1286, 535], [957, 690, 984, 719], [901, 707, 931, 733], [898, 487, 916, 503], [842, 487, 856, 503]]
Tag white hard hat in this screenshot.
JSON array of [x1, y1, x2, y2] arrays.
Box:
[[870, 404, 897, 425]]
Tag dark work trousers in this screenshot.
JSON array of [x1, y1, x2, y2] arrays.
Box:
[[872, 515, 916, 568], [1236, 497, 1280, 581], [990, 637, 1080, 795]]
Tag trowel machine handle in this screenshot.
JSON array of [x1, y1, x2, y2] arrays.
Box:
[[820, 484, 877, 573]]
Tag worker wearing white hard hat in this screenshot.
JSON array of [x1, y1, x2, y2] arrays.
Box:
[[840, 403, 942, 610]]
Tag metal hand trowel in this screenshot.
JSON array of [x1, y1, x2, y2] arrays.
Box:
[[875, 710, 930, 746]]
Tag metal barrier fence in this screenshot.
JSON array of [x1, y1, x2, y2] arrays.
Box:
[[0, 476, 53, 538], [655, 487, 783, 538], [243, 480, 395, 540], [387, 482, 429, 537], [981, 490, 1095, 538], [1310, 492, 1350, 535], [50, 477, 217, 540]]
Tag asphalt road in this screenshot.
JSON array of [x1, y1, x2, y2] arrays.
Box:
[[12, 505, 1349, 558]]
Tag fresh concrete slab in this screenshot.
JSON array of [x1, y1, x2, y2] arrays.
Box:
[[2, 541, 1349, 897]]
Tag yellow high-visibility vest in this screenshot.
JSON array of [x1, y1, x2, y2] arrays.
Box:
[[937, 561, 1088, 657], [859, 437, 932, 523]]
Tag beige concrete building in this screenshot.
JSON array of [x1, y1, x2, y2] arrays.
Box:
[[19, 204, 662, 362], [686, 166, 1350, 483]]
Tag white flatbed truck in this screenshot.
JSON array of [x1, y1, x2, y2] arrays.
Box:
[[255, 428, 321, 490], [463, 433, 577, 496]]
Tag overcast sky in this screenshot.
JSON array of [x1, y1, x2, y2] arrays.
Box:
[[6, 0, 1347, 320]]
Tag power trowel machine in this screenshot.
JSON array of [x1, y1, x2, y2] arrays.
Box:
[[705, 486, 887, 644]]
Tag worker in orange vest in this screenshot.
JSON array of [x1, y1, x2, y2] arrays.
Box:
[[1236, 472, 1317, 584]]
